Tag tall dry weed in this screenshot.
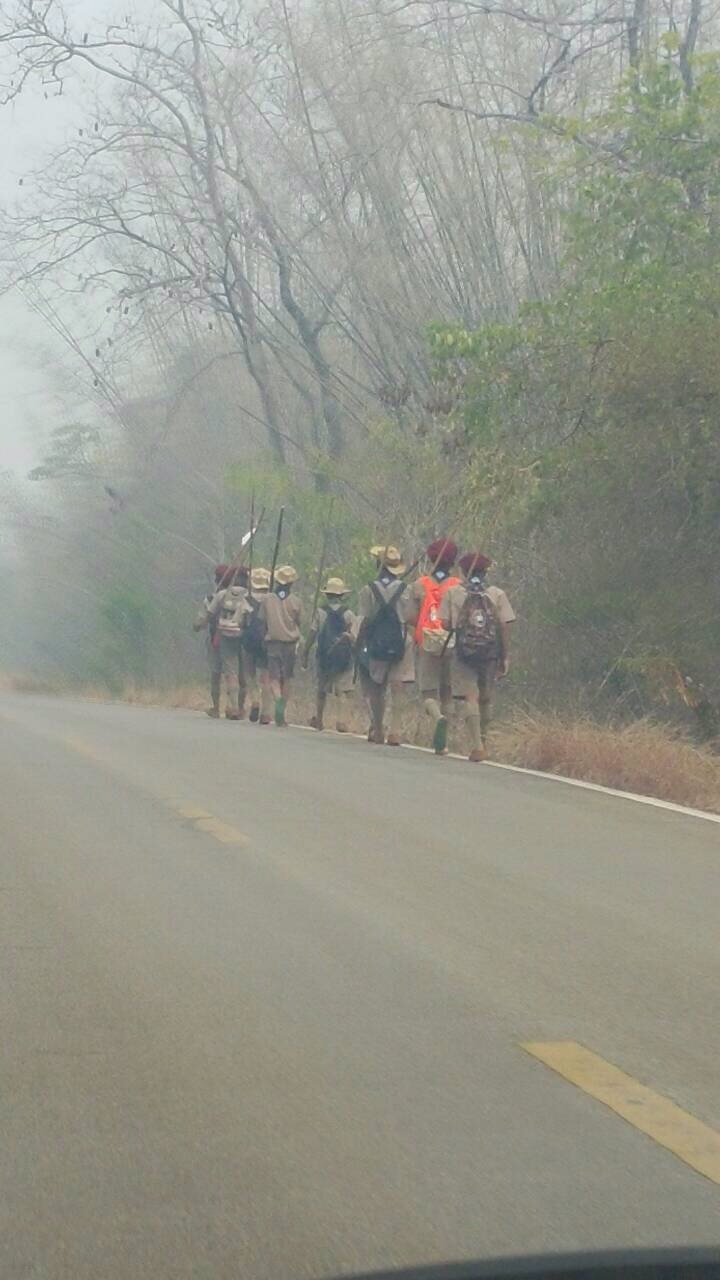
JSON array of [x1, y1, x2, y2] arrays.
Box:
[[5, 673, 720, 815]]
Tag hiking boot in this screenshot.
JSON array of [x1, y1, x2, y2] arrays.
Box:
[[249, 704, 260, 723], [432, 716, 448, 756], [274, 697, 287, 727], [225, 709, 241, 721], [469, 747, 488, 763], [310, 715, 324, 731], [259, 715, 272, 726], [386, 733, 401, 747], [206, 707, 220, 719], [368, 727, 385, 745], [336, 722, 349, 734]]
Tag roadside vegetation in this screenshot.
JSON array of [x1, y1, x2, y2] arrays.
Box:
[[0, 2, 718, 798], [5, 673, 720, 816]]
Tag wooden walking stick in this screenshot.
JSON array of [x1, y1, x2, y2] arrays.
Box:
[[303, 499, 335, 667], [308, 498, 335, 633], [222, 500, 266, 588], [268, 506, 285, 592], [247, 491, 256, 583]]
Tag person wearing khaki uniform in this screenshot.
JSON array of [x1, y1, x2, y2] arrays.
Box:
[[243, 567, 274, 725], [303, 578, 358, 733], [259, 566, 303, 727], [440, 551, 516, 761], [357, 546, 415, 746], [207, 566, 252, 720], [407, 537, 460, 755], [193, 564, 234, 719]]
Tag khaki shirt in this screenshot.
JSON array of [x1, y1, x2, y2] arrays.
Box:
[[311, 605, 359, 644], [206, 588, 226, 618], [358, 578, 414, 626], [407, 572, 461, 630], [358, 577, 415, 683], [440, 583, 516, 631], [260, 590, 303, 643], [194, 592, 214, 633]]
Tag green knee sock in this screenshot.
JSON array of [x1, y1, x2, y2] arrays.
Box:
[[432, 716, 448, 753]]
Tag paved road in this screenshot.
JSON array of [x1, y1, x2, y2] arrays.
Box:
[[0, 693, 718, 1280]]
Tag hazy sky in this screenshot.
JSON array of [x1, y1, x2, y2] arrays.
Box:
[[0, 96, 65, 473], [0, 0, 153, 474]]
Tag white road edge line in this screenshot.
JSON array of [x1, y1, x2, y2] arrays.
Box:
[[21, 697, 716, 828], [290, 723, 720, 826]]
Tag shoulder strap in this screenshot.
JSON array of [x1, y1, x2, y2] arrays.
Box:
[[481, 589, 499, 616], [371, 578, 406, 610], [369, 580, 384, 608]]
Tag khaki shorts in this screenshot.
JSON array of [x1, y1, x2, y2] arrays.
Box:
[[318, 665, 355, 696], [266, 640, 297, 682], [363, 632, 416, 687], [241, 648, 267, 682], [418, 649, 452, 695], [451, 656, 497, 701]]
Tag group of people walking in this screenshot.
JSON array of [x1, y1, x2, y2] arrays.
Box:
[[194, 537, 515, 761]]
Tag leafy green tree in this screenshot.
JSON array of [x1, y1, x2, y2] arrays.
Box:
[[89, 583, 156, 693], [430, 57, 720, 725]]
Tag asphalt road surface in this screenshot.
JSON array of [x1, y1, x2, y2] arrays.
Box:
[[1, 693, 718, 1280]]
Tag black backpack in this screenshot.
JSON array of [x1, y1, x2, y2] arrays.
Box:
[[366, 580, 407, 664], [317, 607, 353, 675], [240, 597, 266, 660], [455, 590, 499, 669]]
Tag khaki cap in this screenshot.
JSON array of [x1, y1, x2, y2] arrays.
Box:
[[274, 564, 298, 586], [324, 577, 350, 596], [370, 544, 406, 576], [251, 567, 271, 592]]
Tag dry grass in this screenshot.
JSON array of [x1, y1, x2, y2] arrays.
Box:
[[495, 712, 720, 814], [5, 672, 720, 815], [102, 680, 209, 711], [1, 672, 67, 697]]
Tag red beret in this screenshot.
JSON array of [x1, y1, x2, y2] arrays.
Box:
[[215, 563, 249, 585], [426, 537, 458, 566], [459, 551, 492, 574]]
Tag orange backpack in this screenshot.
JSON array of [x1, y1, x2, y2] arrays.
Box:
[[414, 575, 459, 647]]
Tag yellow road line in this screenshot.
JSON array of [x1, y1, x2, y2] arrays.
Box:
[[523, 1040, 720, 1186], [174, 805, 248, 847], [193, 816, 248, 846], [59, 742, 249, 849]]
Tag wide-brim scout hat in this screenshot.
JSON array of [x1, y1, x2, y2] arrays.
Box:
[[275, 565, 298, 586], [251, 567, 271, 591], [324, 577, 350, 596], [370, 545, 406, 576]]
